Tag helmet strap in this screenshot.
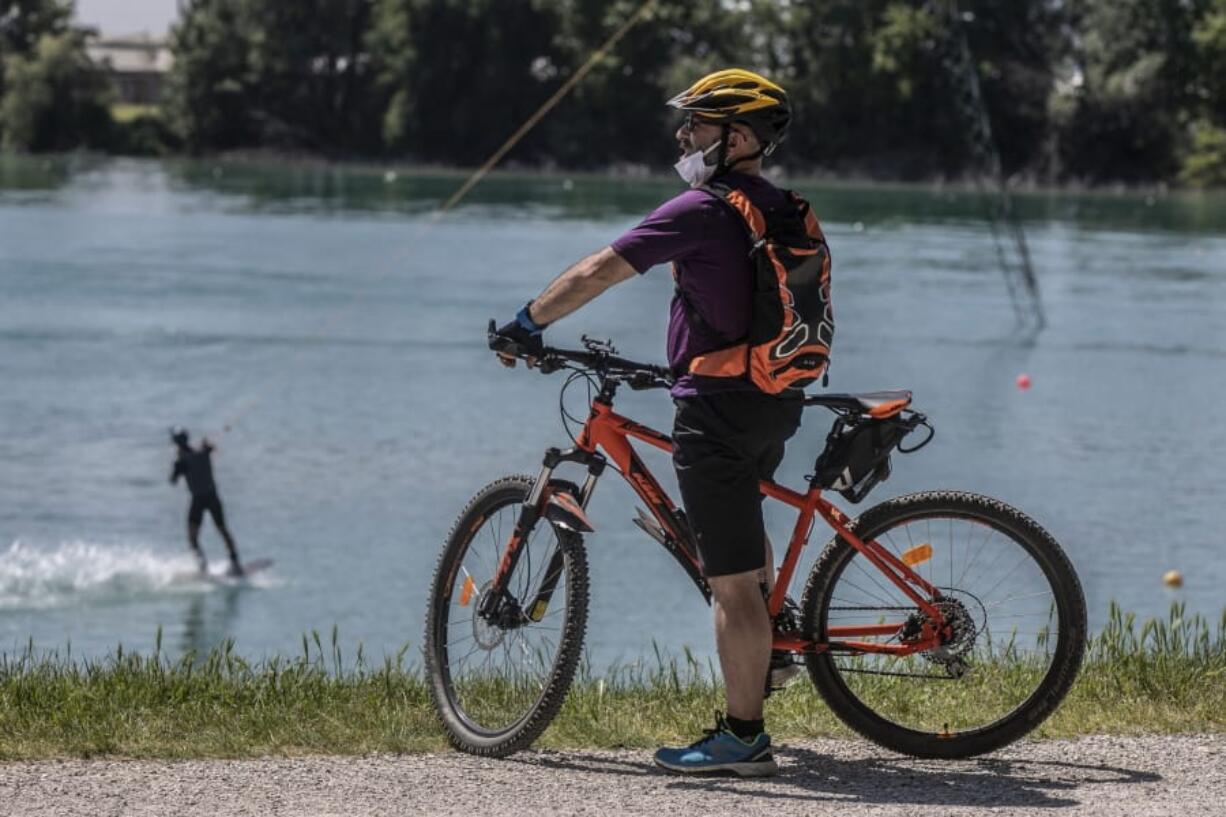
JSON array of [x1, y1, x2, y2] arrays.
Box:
[[714, 124, 731, 174]]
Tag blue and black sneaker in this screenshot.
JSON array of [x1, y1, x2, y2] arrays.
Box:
[[653, 713, 778, 777]]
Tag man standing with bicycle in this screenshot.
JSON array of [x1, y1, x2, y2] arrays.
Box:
[[493, 69, 809, 777]]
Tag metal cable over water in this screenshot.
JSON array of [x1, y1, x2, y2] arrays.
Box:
[[207, 0, 659, 442], [930, 0, 1045, 331]]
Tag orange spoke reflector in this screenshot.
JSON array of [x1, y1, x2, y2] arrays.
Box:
[[459, 576, 476, 606], [901, 543, 933, 567]]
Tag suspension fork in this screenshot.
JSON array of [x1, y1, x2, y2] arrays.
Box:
[[478, 447, 606, 622]]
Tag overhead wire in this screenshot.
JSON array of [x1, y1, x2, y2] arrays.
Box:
[[931, 0, 1045, 331], [435, 0, 659, 217], [205, 0, 659, 442]]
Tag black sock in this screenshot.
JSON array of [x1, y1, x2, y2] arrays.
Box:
[[724, 715, 764, 741]]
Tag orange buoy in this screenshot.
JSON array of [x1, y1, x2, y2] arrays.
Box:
[[1163, 570, 1183, 588]]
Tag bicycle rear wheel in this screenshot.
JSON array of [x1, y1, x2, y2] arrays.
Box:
[[801, 491, 1086, 758], [424, 475, 589, 756]]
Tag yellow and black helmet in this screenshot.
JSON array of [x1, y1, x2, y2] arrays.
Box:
[[667, 69, 791, 153]]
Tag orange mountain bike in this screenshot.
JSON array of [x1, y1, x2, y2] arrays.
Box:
[[425, 332, 1086, 759]]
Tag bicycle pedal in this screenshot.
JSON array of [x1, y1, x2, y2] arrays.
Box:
[[766, 650, 802, 695], [769, 664, 803, 689], [632, 507, 668, 546]]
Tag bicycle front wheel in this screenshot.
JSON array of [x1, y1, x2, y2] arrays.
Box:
[[801, 491, 1086, 759], [424, 475, 589, 756]]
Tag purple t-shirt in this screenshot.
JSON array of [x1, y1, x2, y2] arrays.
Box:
[[610, 172, 789, 396]]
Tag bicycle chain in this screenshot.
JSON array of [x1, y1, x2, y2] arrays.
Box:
[[828, 606, 917, 611], [831, 665, 958, 681]]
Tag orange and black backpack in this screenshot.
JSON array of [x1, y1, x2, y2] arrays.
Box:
[[680, 180, 834, 394]]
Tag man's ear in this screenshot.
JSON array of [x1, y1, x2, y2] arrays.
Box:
[[727, 125, 759, 159]]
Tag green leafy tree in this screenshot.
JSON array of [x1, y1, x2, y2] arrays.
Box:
[[0, 0, 73, 141], [1051, 0, 1208, 183], [1180, 121, 1226, 186], [1179, 1, 1226, 185], [773, 0, 1062, 180], [769, 0, 957, 177], [1191, 0, 1226, 120], [244, 0, 381, 154], [1, 29, 113, 151], [165, 0, 256, 152], [371, 0, 557, 164], [168, 0, 382, 155], [958, 0, 1066, 177], [107, 0, 1226, 183], [535, 0, 743, 168], [367, 0, 411, 149]]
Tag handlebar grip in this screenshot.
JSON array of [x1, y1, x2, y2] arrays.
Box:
[[488, 318, 543, 361]]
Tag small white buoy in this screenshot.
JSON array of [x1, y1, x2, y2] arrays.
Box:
[[384, 170, 398, 183], [561, 178, 574, 191], [852, 221, 865, 232]]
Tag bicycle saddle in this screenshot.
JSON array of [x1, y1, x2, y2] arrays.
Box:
[[804, 390, 912, 418]]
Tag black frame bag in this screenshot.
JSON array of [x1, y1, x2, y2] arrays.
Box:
[[813, 412, 930, 503]]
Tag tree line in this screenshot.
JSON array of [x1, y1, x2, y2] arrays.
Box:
[[2, 0, 1225, 185]]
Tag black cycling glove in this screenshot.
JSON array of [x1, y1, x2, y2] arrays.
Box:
[[490, 302, 546, 359]]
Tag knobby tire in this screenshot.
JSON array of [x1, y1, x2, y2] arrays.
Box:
[[800, 490, 1086, 759], [425, 475, 589, 756]]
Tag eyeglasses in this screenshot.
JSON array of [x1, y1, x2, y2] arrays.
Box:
[[680, 112, 718, 131]]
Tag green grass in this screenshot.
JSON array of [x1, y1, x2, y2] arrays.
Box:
[[1, 604, 1223, 760]]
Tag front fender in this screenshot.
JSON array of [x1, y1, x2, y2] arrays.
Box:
[[543, 489, 595, 533]]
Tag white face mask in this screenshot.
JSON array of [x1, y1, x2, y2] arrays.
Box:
[[673, 140, 722, 188]]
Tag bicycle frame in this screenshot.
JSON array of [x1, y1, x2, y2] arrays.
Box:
[[490, 391, 949, 658]]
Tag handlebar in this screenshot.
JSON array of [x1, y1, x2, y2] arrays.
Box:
[[488, 320, 674, 390]]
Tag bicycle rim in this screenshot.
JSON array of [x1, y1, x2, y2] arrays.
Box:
[[431, 479, 584, 744], [805, 492, 1084, 747]]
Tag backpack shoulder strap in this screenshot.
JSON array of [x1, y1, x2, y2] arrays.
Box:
[[699, 181, 766, 243], [673, 180, 759, 346]]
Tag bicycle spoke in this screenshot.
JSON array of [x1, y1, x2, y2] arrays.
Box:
[[440, 505, 573, 734], [818, 504, 1073, 740], [839, 570, 903, 609], [850, 557, 908, 607], [983, 589, 1054, 609]]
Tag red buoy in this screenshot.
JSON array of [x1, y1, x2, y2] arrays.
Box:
[[1016, 374, 1032, 390]]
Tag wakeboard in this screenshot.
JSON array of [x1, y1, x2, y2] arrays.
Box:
[[205, 557, 274, 584]]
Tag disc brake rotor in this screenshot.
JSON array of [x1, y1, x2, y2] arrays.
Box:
[[922, 590, 985, 676], [471, 582, 507, 650]]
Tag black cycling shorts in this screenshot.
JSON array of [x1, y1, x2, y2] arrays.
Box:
[[188, 492, 227, 528], [672, 391, 803, 578]]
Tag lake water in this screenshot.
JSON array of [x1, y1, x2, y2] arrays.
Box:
[[1, 156, 1224, 668]]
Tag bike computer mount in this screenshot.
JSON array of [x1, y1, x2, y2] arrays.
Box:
[[580, 335, 617, 356]]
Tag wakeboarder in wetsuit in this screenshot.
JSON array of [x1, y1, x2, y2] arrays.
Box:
[[170, 428, 243, 576]]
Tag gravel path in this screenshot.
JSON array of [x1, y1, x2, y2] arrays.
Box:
[[1, 735, 1222, 816]]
